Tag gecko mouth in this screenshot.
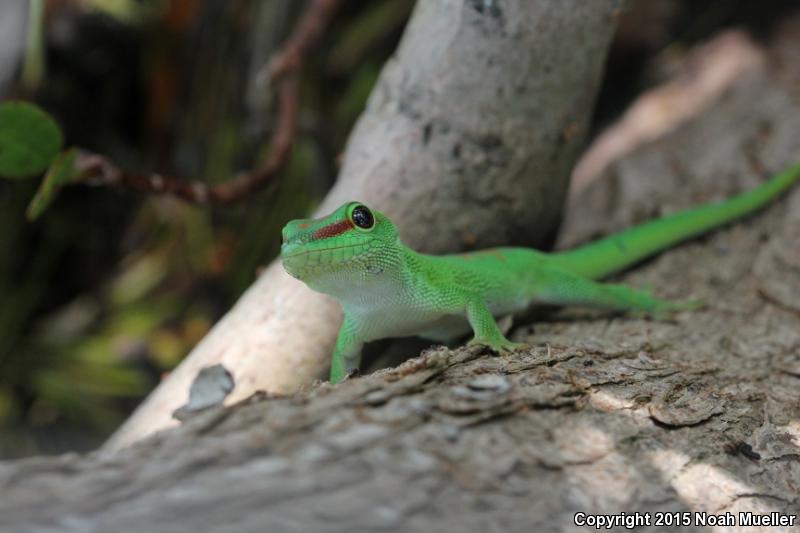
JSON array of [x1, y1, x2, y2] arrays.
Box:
[[280, 242, 371, 279], [280, 242, 365, 260]]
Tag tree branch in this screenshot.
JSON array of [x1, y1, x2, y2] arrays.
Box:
[[76, 0, 342, 205]]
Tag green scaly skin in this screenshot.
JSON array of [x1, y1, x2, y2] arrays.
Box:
[[281, 163, 800, 383]]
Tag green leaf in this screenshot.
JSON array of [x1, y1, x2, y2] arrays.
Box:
[[26, 148, 78, 220], [0, 101, 63, 178]]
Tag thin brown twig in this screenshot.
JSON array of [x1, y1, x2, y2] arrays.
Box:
[[76, 0, 343, 205], [268, 0, 343, 81]]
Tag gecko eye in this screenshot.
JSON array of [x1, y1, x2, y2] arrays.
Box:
[[351, 205, 374, 229]]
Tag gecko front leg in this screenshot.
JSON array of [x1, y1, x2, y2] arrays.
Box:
[[330, 314, 364, 384]]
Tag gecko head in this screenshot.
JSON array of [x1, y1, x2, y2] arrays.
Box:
[[280, 202, 401, 291]]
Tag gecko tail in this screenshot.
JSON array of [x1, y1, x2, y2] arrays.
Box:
[[550, 161, 800, 280]]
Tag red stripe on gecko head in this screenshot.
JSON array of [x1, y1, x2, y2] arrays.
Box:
[[312, 219, 354, 240]]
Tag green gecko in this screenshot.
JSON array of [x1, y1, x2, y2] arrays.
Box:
[[281, 163, 800, 383]]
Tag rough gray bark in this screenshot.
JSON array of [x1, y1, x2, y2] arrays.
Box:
[[3, 22, 800, 533], [106, 0, 620, 449]]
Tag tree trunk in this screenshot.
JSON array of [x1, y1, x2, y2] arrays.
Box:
[[3, 20, 800, 533], [106, 0, 619, 450]]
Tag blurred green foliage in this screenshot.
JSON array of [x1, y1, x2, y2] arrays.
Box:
[[0, 0, 412, 458], [0, 102, 62, 178]]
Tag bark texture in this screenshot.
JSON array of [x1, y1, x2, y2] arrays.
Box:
[[106, 0, 619, 449], [3, 21, 800, 533]]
